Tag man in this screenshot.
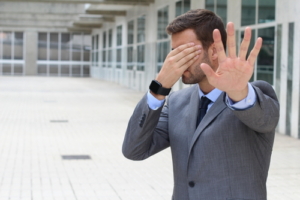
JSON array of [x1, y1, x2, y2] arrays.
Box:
[[122, 9, 279, 200]]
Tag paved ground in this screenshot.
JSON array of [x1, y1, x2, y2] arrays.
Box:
[[0, 77, 299, 200]]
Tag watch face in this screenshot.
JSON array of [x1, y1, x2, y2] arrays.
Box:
[[149, 80, 171, 95], [149, 80, 160, 93]]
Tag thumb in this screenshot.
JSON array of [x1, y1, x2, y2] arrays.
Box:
[[200, 63, 216, 78], [200, 63, 218, 85]]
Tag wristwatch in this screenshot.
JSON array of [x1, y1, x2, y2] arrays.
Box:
[[149, 80, 171, 96]]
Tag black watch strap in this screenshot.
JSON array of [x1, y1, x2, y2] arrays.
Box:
[[149, 80, 171, 96]]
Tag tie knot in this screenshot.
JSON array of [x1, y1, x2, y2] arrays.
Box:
[[199, 96, 211, 109]]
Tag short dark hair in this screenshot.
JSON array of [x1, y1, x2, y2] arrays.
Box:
[[166, 9, 227, 51]]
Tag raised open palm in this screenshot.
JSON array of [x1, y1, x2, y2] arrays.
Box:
[[201, 22, 262, 101]]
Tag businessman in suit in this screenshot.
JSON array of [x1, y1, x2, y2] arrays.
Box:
[[122, 9, 279, 200]]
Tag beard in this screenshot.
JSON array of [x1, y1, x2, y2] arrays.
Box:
[[182, 52, 212, 84]]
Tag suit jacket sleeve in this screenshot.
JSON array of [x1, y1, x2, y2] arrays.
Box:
[[122, 93, 170, 160], [232, 80, 280, 134]]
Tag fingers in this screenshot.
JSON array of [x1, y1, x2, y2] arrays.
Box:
[[247, 37, 263, 66], [227, 22, 236, 58], [168, 43, 202, 64], [239, 27, 251, 60], [168, 43, 198, 57], [213, 29, 227, 63], [176, 48, 201, 68], [177, 52, 200, 73]]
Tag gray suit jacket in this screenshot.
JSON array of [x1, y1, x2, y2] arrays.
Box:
[[122, 81, 279, 200]]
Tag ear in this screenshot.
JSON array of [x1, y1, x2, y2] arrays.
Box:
[[209, 44, 218, 61]]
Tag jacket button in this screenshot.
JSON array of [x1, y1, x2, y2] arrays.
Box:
[[139, 121, 143, 127], [188, 181, 195, 187]]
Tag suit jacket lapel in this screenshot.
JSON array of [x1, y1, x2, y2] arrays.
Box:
[[188, 92, 227, 154], [187, 85, 200, 145]]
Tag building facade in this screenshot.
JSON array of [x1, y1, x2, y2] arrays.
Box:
[[89, 0, 300, 139], [0, 0, 299, 139], [0, 2, 91, 77]]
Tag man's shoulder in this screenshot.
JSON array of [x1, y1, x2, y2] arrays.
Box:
[[170, 84, 197, 97], [251, 80, 272, 88], [166, 84, 198, 107], [251, 80, 278, 100]]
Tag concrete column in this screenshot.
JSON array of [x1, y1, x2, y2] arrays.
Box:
[[291, 21, 300, 138], [144, 3, 157, 89], [25, 31, 38, 75], [191, 0, 205, 9], [227, 0, 241, 28], [278, 23, 288, 135]]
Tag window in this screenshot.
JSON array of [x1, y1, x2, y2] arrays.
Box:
[[241, 0, 275, 26], [107, 29, 113, 68], [157, 6, 170, 73], [242, 0, 256, 26], [175, 0, 190, 17], [116, 25, 122, 69], [49, 64, 59, 76], [37, 32, 90, 77], [103, 31, 106, 48], [3, 31, 12, 60], [117, 25, 122, 46], [137, 15, 146, 71], [14, 64, 23, 75], [91, 34, 99, 66], [127, 20, 135, 70], [14, 32, 23, 60], [128, 21, 134, 45], [50, 33, 59, 61], [137, 45, 145, 71], [61, 65, 70, 76], [157, 41, 170, 73], [2, 64, 11, 75], [83, 34, 91, 62], [108, 29, 113, 48], [257, 27, 275, 85], [37, 64, 47, 75], [71, 33, 82, 61], [239, 0, 276, 85], [240, 29, 255, 81], [116, 49, 122, 69], [0, 31, 24, 76], [72, 65, 81, 76], [61, 33, 70, 61], [108, 49, 112, 68], [83, 65, 90, 76], [91, 36, 94, 65], [0, 32, 2, 59], [157, 6, 169, 40], [0, 31, 23, 60], [137, 16, 145, 43], [205, 0, 227, 25], [102, 50, 106, 67], [127, 46, 134, 70], [258, 0, 275, 23], [95, 35, 99, 65], [102, 31, 107, 68], [38, 33, 47, 60]]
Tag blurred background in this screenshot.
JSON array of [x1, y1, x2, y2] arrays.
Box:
[[0, 0, 299, 199]]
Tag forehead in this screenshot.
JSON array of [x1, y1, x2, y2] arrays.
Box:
[[171, 29, 202, 49]]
